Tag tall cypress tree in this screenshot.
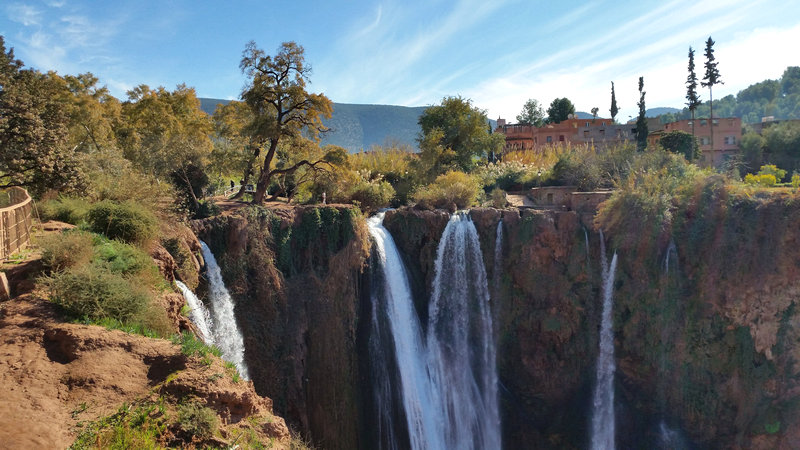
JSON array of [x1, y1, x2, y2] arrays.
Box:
[[635, 76, 648, 151], [685, 47, 701, 142], [701, 37, 722, 152], [609, 81, 619, 122]]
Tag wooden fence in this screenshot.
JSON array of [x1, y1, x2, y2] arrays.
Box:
[[0, 187, 33, 260]]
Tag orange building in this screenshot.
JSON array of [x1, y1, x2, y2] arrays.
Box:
[[495, 117, 636, 151], [656, 117, 742, 167]]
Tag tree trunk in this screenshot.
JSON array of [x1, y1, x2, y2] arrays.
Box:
[[178, 168, 200, 211], [232, 143, 260, 200], [253, 138, 279, 204]]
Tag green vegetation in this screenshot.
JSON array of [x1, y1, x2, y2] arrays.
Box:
[[412, 171, 481, 210], [546, 97, 576, 124], [172, 332, 222, 359], [516, 99, 545, 126], [660, 130, 699, 161], [177, 401, 218, 439], [86, 200, 158, 245], [39, 196, 91, 224]]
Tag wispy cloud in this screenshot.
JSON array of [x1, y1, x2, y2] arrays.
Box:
[[6, 3, 42, 26]]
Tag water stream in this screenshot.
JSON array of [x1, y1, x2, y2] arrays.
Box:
[[366, 212, 500, 450], [200, 240, 251, 380], [591, 232, 618, 450], [174, 280, 214, 345]]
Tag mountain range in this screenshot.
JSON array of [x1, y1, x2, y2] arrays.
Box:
[[199, 98, 678, 152]]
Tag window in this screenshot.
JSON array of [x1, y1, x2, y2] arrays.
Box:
[[713, 119, 719, 126], [547, 193, 554, 203], [599, 129, 605, 136], [616, 129, 624, 138], [585, 122, 590, 127], [534, 136, 538, 144], [546, 136, 552, 143], [559, 135, 565, 142], [687, 121, 693, 126], [583, 130, 590, 138], [701, 137, 710, 145], [700, 119, 708, 126], [724, 136, 737, 145]]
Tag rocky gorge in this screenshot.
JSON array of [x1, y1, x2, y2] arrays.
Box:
[[186, 180, 800, 449]]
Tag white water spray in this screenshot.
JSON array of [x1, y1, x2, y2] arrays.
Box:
[[427, 213, 501, 450], [200, 241, 250, 380], [493, 219, 503, 300], [591, 231, 618, 450], [175, 280, 214, 345], [367, 213, 443, 450]]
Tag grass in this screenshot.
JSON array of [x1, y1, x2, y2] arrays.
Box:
[[171, 332, 222, 359]]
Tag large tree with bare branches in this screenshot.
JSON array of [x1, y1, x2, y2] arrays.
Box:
[[238, 41, 334, 203]]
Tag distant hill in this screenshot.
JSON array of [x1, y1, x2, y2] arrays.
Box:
[[646, 107, 681, 117], [200, 98, 497, 152]]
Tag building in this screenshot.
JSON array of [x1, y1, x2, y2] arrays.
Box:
[[495, 117, 637, 152], [655, 117, 742, 167]]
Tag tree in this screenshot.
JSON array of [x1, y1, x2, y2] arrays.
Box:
[[0, 37, 85, 195], [546, 97, 575, 124], [117, 84, 213, 210], [635, 76, 648, 151], [516, 98, 545, 126], [610, 82, 619, 122], [210, 100, 258, 183], [685, 47, 701, 141], [239, 41, 334, 204], [660, 130, 699, 161], [417, 96, 504, 178], [702, 37, 723, 152], [591, 107, 599, 121]]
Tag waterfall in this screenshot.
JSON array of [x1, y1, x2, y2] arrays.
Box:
[[493, 219, 503, 300], [199, 241, 251, 380], [663, 239, 677, 274], [591, 232, 618, 450], [175, 280, 214, 345], [367, 213, 442, 450], [427, 212, 501, 450]]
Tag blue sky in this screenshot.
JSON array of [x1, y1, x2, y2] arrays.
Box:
[[2, 0, 799, 122]]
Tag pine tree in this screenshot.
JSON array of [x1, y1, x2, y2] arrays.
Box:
[[609, 81, 619, 122], [635, 76, 648, 151], [701, 37, 723, 152], [685, 47, 701, 142]]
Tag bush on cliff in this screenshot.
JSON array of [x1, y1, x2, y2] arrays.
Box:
[[411, 170, 481, 209], [38, 196, 92, 225], [87, 200, 158, 245]]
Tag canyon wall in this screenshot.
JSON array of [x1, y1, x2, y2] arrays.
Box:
[[194, 184, 800, 449]]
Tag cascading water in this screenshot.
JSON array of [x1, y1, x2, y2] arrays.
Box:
[[366, 213, 442, 450], [591, 231, 618, 450], [200, 241, 251, 380], [663, 239, 677, 274], [366, 212, 500, 450], [493, 219, 503, 300], [427, 212, 501, 450], [175, 280, 214, 344]]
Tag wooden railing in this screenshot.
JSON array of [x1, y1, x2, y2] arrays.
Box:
[[0, 187, 33, 260]]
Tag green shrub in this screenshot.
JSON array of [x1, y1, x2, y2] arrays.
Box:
[[412, 171, 481, 209], [40, 230, 94, 271], [193, 200, 220, 219], [46, 266, 149, 323], [491, 188, 507, 208], [173, 332, 222, 358], [177, 402, 218, 439], [93, 238, 153, 275], [38, 197, 91, 224], [792, 173, 800, 189], [86, 200, 158, 244], [349, 179, 395, 212]]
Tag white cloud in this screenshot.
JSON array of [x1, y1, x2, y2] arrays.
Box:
[[6, 3, 42, 26]]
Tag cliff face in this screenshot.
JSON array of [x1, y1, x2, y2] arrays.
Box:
[[196, 187, 800, 449], [192, 205, 370, 450], [385, 187, 800, 449]]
